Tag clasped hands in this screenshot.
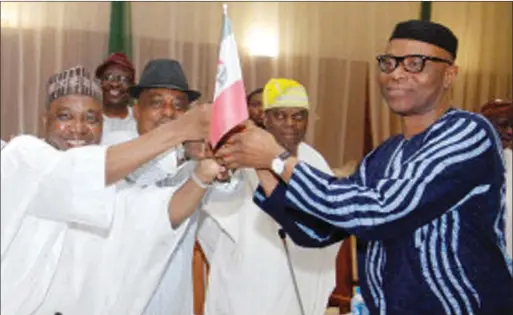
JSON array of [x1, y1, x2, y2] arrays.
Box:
[[185, 124, 284, 186], [178, 104, 284, 186]]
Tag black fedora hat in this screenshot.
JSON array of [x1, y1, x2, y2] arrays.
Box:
[[129, 59, 201, 101]]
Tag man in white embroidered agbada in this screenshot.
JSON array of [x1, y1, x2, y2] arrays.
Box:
[[199, 78, 341, 315], [1, 65, 215, 315], [98, 58, 243, 315]]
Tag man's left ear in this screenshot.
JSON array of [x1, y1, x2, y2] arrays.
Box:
[[40, 112, 49, 137], [443, 64, 459, 89], [41, 112, 48, 126], [263, 113, 269, 129], [132, 100, 140, 121]]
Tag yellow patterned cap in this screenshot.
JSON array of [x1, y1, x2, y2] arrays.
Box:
[[263, 78, 309, 111]]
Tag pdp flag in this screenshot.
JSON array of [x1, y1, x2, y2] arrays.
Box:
[[209, 4, 248, 148]]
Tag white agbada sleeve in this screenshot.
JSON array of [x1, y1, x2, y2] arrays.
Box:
[[32, 184, 192, 315], [1, 135, 115, 256], [104, 185, 192, 314], [1, 135, 116, 315]]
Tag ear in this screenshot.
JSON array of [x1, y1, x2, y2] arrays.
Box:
[[132, 100, 140, 121], [263, 112, 269, 129], [40, 112, 49, 137], [41, 112, 48, 126], [443, 64, 459, 89]]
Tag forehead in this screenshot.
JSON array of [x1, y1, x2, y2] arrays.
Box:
[[140, 88, 188, 101], [48, 95, 102, 113], [386, 39, 452, 59], [249, 92, 262, 102], [267, 107, 308, 115], [103, 64, 132, 76]]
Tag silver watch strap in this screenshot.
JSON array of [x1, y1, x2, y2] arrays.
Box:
[[278, 150, 292, 161]]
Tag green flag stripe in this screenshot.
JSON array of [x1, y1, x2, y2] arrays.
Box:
[[420, 1, 432, 21], [108, 1, 132, 58]]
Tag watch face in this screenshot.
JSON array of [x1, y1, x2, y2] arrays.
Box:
[[271, 158, 285, 175]]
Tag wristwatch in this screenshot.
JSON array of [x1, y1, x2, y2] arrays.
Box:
[[271, 150, 292, 175]]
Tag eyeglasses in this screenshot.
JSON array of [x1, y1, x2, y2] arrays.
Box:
[[101, 73, 132, 85], [376, 54, 453, 74]]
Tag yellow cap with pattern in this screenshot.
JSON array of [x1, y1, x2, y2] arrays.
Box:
[[263, 78, 309, 111]]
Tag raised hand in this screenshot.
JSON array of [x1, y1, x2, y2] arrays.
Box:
[[194, 158, 224, 185], [176, 103, 212, 142], [184, 140, 231, 182], [183, 140, 214, 160]]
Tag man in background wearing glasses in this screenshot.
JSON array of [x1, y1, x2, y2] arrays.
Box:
[[95, 52, 138, 140], [215, 20, 513, 314]]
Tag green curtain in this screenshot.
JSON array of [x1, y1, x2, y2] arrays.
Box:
[[420, 1, 432, 21], [108, 1, 132, 58]]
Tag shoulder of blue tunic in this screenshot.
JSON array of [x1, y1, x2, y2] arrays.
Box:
[[444, 108, 497, 135], [448, 108, 504, 153]]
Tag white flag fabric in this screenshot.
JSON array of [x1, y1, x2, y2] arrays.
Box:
[[209, 4, 248, 148]]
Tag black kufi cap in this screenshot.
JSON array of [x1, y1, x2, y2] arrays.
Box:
[[390, 20, 458, 59]]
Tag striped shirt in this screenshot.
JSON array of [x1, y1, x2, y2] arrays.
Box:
[[253, 109, 513, 315]]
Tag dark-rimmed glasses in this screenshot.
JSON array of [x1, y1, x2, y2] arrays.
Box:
[[376, 54, 453, 74], [101, 73, 132, 85]]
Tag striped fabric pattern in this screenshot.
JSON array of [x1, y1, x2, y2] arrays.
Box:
[[253, 109, 513, 314]]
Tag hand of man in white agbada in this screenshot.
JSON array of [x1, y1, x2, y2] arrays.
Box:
[[194, 158, 225, 185], [184, 140, 232, 182], [184, 140, 213, 160], [175, 103, 212, 142], [215, 121, 284, 170], [168, 157, 222, 228]]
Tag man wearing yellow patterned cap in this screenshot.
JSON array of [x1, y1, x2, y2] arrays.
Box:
[[198, 78, 341, 315], [262, 78, 310, 156]]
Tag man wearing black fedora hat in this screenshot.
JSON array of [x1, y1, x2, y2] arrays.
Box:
[[2, 64, 224, 315], [101, 58, 244, 315], [130, 58, 204, 315], [129, 59, 202, 136]]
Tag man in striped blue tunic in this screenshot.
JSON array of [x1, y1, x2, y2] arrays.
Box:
[[216, 20, 513, 314]]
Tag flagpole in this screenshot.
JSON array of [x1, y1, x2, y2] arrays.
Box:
[[210, 1, 248, 148]]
